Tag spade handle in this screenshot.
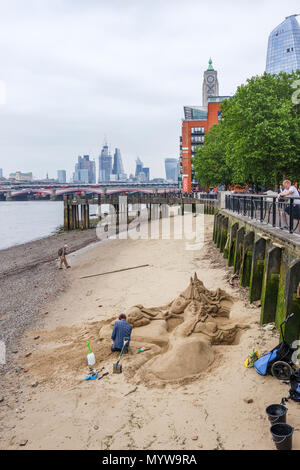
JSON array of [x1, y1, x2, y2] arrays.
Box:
[[87, 341, 92, 354]]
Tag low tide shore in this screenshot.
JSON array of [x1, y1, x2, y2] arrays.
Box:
[[0, 216, 299, 450], [0, 228, 99, 369]]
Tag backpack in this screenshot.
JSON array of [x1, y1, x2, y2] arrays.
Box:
[[58, 248, 63, 257], [282, 369, 300, 404], [289, 370, 300, 402], [254, 347, 278, 376]]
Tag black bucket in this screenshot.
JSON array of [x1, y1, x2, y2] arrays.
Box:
[[270, 423, 294, 451], [266, 404, 287, 424]]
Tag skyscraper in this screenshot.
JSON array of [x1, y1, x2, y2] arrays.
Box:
[[266, 15, 300, 75], [73, 155, 96, 184], [112, 148, 126, 180], [135, 157, 143, 178], [98, 143, 112, 182], [143, 167, 150, 182], [57, 170, 66, 184], [165, 158, 179, 182]]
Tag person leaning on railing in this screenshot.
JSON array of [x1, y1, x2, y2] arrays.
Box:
[[277, 180, 300, 229]]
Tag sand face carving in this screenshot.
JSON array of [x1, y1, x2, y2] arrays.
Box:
[[99, 273, 244, 386]]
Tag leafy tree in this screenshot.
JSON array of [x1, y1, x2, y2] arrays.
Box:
[[194, 123, 231, 187], [194, 71, 300, 189]]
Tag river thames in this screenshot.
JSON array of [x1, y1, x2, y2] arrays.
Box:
[[0, 201, 64, 250]]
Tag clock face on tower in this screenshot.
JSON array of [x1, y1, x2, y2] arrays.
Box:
[[207, 75, 215, 84]]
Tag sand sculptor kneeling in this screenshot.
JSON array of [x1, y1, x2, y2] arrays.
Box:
[[100, 273, 248, 386], [111, 313, 132, 352]]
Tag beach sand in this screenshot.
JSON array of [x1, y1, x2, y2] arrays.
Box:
[[0, 228, 99, 367], [0, 215, 299, 450]]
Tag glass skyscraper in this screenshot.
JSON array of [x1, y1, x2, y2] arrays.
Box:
[[135, 158, 143, 178], [57, 170, 66, 184], [112, 148, 126, 180], [98, 144, 112, 182], [73, 155, 96, 184], [165, 158, 179, 182], [266, 15, 300, 75]]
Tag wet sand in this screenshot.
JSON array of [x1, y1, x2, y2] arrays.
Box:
[[0, 216, 299, 450]]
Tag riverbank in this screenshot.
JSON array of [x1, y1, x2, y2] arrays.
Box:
[[0, 228, 99, 369], [0, 216, 299, 450]]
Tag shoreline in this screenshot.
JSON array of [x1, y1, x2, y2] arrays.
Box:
[[0, 225, 63, 253], [0, 228, 99, 369]]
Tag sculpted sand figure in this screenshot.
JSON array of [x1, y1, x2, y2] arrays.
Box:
[[99, 273, 245, 385]]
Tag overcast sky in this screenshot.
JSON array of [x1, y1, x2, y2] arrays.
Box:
[[0, 0, 299, 180]]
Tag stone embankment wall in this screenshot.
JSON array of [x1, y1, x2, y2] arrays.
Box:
[[213, 210, 300, 343]]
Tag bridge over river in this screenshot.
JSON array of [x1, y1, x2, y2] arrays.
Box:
[[0, 183, 179, 201]]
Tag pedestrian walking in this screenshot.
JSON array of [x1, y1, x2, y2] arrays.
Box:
[[58, 244, 71, 269]]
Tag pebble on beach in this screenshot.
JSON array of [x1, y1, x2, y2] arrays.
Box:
[[243, 397, 254, 404], [19, 440, 28, 447]]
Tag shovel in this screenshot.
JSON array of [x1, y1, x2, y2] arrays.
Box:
[[113, 339, 129, 374]]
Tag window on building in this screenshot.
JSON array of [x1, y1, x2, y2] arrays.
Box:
[[191, 127, 205, 135], [191, 135, 204, 143]]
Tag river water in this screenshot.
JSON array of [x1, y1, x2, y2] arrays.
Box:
[[0, 201, 64, 251], [0, 200, 168, 251]]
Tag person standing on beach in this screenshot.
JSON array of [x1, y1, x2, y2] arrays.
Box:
[[58, 244, 71, 269]]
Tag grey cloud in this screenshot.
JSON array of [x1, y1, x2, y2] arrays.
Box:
[[0, 0, 299, 179]]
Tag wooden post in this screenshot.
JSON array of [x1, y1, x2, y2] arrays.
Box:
[[64, 196, 69, 231], [80, 202, 83, 229], [73, 204, 76, 229], [114, 203, 119, 234], [75, 204, 79, 229], [69, 196, 73, 230], [72, 204, 75, 230], [86, 197, 90, 229]]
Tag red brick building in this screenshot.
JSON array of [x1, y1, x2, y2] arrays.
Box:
[[180, 60, 230, 193]]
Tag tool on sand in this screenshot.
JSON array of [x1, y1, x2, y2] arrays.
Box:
[[98, 372, 109, 381], [124, 386, 138, 397], [84, 369, 98, 381], [137, 347, 151, 354], [80, 264, 150, 280], [86, 341, 96, 366], [113, 339, 129, 374]]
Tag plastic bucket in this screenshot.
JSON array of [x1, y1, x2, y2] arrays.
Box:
[[270, 423, 294, 451], [266, 404, 287, 424]]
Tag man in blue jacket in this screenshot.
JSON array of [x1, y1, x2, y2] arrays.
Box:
[[111, 313, 132, 352]]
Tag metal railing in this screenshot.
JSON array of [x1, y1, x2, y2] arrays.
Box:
[[196, 193, 218, 200], [225, 194, 300, 234]]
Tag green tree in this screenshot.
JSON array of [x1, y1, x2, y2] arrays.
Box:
[[194, 71, 300, 189], [194, 123, 231, 187], [222, 71, 300, 188]]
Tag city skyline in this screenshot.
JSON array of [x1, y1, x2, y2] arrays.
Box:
[[0, 1, 299, 179], [0, 144, 157, 182]]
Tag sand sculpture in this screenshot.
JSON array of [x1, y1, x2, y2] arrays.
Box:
[[99, 273, 245, 385]]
